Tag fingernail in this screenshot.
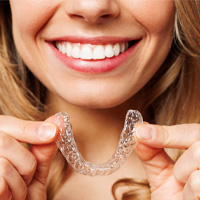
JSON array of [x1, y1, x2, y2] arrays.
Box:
[[38, 123, 57, 140], [136, 125, 156, 140]]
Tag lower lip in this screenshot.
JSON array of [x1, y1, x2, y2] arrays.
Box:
[[49, 41, 140, 73]]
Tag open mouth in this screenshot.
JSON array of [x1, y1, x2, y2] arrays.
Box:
[[54, 40, 140, 60], [49, 37, 142, 73]]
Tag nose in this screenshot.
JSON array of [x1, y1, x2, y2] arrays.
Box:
[[65, 0, 120, 24]]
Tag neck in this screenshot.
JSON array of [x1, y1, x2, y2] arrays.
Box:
[[46, 91, 144, 164]]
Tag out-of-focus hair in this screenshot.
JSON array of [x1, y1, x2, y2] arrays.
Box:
[[0, 0, 199, 199]]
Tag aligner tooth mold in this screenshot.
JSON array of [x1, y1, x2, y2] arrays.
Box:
[[55, 110, 143, 176]]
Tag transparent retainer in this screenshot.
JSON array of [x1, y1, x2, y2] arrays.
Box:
[[55, 110, 143, 176]]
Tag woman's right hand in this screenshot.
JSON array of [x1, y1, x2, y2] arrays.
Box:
[[0, 115, 59, 200]]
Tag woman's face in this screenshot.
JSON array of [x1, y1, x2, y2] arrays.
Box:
[[10, 0, 175, 108]]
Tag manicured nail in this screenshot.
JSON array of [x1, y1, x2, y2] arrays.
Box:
[[38, 123, 57, 140], [136, 125, 156, 140]]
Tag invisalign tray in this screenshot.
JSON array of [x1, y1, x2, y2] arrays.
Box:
[[55, 110, 143, 176]]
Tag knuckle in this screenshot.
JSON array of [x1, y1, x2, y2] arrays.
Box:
[[0, 158, 12, 175], [188, 170, 200, 192], [189, 141, 200, 161], [192, 124, 200, 140], [0, 115, 9, 127], [162, 126, 171, 146], [0, 132, 12, 150], [22, 154, 37, 176], [20, 121, 38, 138]]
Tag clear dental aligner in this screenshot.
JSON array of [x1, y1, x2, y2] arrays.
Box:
[[55, 110, 143, 176]]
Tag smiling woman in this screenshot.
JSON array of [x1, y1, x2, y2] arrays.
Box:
[[9, 0, 175, 109], [0, 0, 200, 200]]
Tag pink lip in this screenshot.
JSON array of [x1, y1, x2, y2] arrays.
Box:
[[48, 37, 141, 74]]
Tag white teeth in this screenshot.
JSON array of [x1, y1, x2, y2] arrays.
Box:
[[120, 43, 125, 53], [61, 43, 66, 54], [113, 43, 120, 56], [66, 42, 72, 57], [80, 45, 93, 60], [72, 46, 80, 58], [93, 45, 105, 60], [105, 44, 114, 58], [56, 41, 129, 60]]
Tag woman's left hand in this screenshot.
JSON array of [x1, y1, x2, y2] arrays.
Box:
[[136, 123, 200, 200]]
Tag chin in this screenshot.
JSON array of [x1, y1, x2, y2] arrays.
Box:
[[50, 85, 136, 110], [64, 94, 129, 109]]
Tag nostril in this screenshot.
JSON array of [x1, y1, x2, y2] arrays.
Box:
[[69, 13, 85, 21], [66, 1, 120, 24], [69, 13, 116, 24], [101, 14, 112, 19], [70, 13, 113, 24]]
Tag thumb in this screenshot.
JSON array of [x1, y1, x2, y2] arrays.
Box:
[[27, 115, 59, 199], [136, 142, 174, 188], [27, 143, 58, 199], [30, 142, 58, 185], [135, 125, 183, 193]]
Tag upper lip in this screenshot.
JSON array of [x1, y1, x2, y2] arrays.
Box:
[[46, 36, 142, 45]]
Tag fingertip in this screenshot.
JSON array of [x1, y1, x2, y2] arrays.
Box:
[[136, 124, 157, 141], [37, 123, 58, 141]]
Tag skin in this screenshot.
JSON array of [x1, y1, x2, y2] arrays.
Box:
[[10, 0, 174, 108], [0, 0, 198, 199]]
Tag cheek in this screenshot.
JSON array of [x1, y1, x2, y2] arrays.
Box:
[[10, 0, 60, 39], [125, 0, 175, 34]]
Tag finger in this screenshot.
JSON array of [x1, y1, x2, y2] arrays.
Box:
[[174, 141, 200, 184], [183, 170, 200, 200], [136, 123, 200, 149], [30, 142, 57, 185], [27, 143, 58, 199], [0, 115, 58, 144], [0, 132, 37, 185], [0, 158, 27, 200], [136, 142, 173, 182], [136, 142, 184, 192], [0, 177, 12, 200], [26, 116, 59, 199]]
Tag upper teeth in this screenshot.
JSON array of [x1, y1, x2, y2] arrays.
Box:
[[55, 41, 129, 60]]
